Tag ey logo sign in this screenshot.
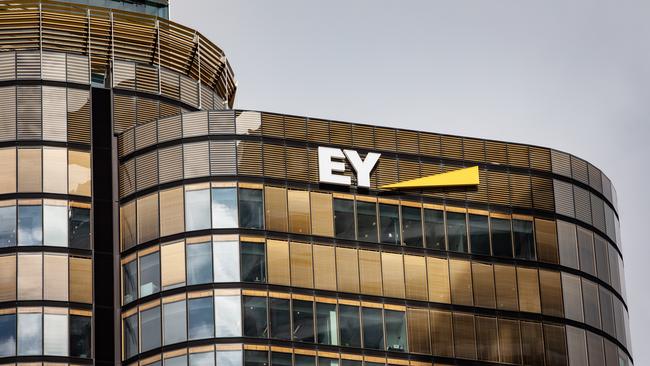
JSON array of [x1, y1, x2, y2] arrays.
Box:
[[318, 146, 479, 190]]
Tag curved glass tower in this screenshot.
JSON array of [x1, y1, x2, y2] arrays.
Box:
[[0, 1, 632, 366]]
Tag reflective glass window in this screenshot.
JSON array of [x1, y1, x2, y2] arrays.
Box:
[[17, 148, 42, 193], [166, 355, 188, 366], [316, 302, 338, 345], [185, 186, 211, 231], [243, 296, 267, 338], [163, 300, 187, 345], [469, 214, 490, 255], [594, 235, 610, 284], [140, 251, 160, 297], [137, 194, 159, 244], [292, 300, 314, 343], [453, 312, 477, 360], [288, 190, 310, 234], [296, 355, 316, 366], [270, 297, 290, 340], [430, 310, 453, 357], [215, 294, 242, 337], [123, 260, 137, 304], [214, 240, 240, 282], [69, 204, 90, 249], [43, 201, 67, 247], [339, 304, 361, 348], [187, 241, 212, 285], [587, 332, 605, 366], [385, 310, 407, 352], [241, 242, 266, 283], [18, 312, 42, 355], [212, 187, 238, 228], [188, 297, 214, 340], [68, 150, 91, 196], [356, 201, 378, 242], [582, 279, 601, 329], [600, 287, 615, 336], [333, 198, 355, 240], [476, 316, 498, 362], [44, 312, 68, 356], [43, 147, 67, 194], [0, 203, 16, 247], [245, 350, 268, 366], [577, 227, 596, 276], [423, 208, 445, 250], [362, 307, 384, 350], [18, 203, 42, 246], [264, 187, 288, 232], [124, 314, 138, 359], [0, 313, 16, 357], [318, 358, 338, 366], [379, 203, 400, 245], [190, 352, 215, 366], [446, 211, 468, 252], [402, 206, 423, 247], [558, 220, 579, 269], [535, 218, 559, 263], [491, 217, 512, 257], [140, 306, 161, 352], [513, 219, 535, 260], [240, 188, 264, 229]]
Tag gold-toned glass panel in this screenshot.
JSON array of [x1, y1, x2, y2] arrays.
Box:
[[137, 193, 159, 244], [453, 313, 477, 360], [70, 256, 92, 304], [265, 187, 288, 232], [44, 254, 68, 301], [43, 147, 67, 194], [521, 321, 545, 366], [539, 269, 564, 317], [404, 255, 427, 301], [310, 192, 333, 237], [288, 190, 311, 235], [544, 324, 568, 366], [430, 310, 454, 357], [472, 262, 496, 308], [313, 244, 336, 291], [562, 272, 584, 322], [0, 148, 16, 193], [476, 316, 499, 362], [161, 241, 186, 290], [494, 264, 518, 311], [18, 253, 42, 300], [359, 250, 382, 296], [449, 259, 473, 306], [427, 257, 450, 303], [517, 267, 541, 313], [68, 150, 91, 197], [336, 247, 359, 293], [18, 148, 42, 192], [407, 308, 430, 354], [267, 240, 291, 286], [535, 218, 559, 263], [290, 242, 313, 288], [120, 202, 136, 250], [498, 319, 522, 364], [381, 252, 405, 299], [0, 254, 16, 301], [159, 187, 184, 237]]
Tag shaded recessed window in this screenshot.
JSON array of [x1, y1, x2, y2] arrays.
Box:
[[469, 214, 490, 255], [140, 306, 161, 352], [269, 297, 290, 340], [212, 187, 238, 228], [424, 209, 445, 250], [379, 204, 400, 245], [292, 300, 314, 343], [189, 297, 214, 340], [241, 242, 266, 283], [333, 199, 355, 240], [356, 201, 378, 242], [362, 307, 384, 350], [491, 218, 513, 257], [18, 204, 42, 246], [69, 205, 90, 249], [139, 251, 160, 297], [186, 241, 212, 285], [239, 188, 264, 229], [339, 305, 361, 348], [0, 204, 16, 247], [243, 296, 267, 338], [513, 219, 535, 260], [402, 206, 423, 247], [446, 212, 468, 253]]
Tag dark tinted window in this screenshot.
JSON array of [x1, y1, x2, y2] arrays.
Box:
[[0, 313, 15, 357], [446, 212, 468, 253], [339, 305, 361, 348], [491, 218, 513, 257], [241, 242, 266, 283], [269, 298, 290, 340], [514, 219, 535, 260], [243, 296, 267, 338], [362, 307, 384, 349], [424, 209, 445, 250], [189, 297, 215, 340], [140, 306, 161, 352], [333, 199, 355, 240], [292, 300, 314, 343], [70, 315, 91, 358], [356, 201, 378, 242], [379, 204, 400, 245], [469, 214, 490, 255], [0, 205, 16, 247], [402, 206, 423, 247], [239, 189, 264, 229], [69, 206, 90, 249]]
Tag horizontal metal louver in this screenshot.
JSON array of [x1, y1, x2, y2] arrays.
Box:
[[179, 75, 199, 107], [573, 186, 592, 225], [157, 115, 182, 143], [374, 127, 396, 152], [307, 148, 319, 183], [485, 140, 508, 165], [182, 111, 208, 138], [136, 64, 159, 94], [159, 101, 181, 120], [284, 115, 307, 141], [553, 179, 574, 218], [263, 143, 286, 179], [135, 151, 158, 190], [113, 94, 136, 134], [507, 144, 530, 169], [117, 129, 135, 158], [0, 51, 15, 81], [136, 97, 159, 126], [420, 162, 444, 198], [462, 138, 485, 162], [16, 51, 40, 79], [529, 146, 551, 172], [551, 150, 571, 177], [601, 175, 613, 203], [41, 52, 66, 82], [67, 89, 91, 144], [329, 121, 352, 146], [66, 54, 89, 85], [235, 111, 261, 135], [531, 176, 554, 211], [157, 145, 183, 184], [0, 86, 16, 141], [307, 119, 329, 144], [42, 86, 67, 142], [444, 163, 467, 202], [351, 124, 373, 149], [397, 130, 419, 155], [160, 68, 180, 99], [261, 113, 284, 138], [376, 157, 398, 188], [119, 159, 135, 198], [591, 193, 606, 233], [113, 61, 136, 90], [588, 164, 603, 193], [418, 133, 441, 158], [201, 84, 215, 110], [397, 158, 420, 183], [286, 145, 308, 182], [16, 85, 41, 140], [466, 168, 488, 203], [509, 173, 532, 208], [208, 110, 235, 134], [135, 121, 158, 151], [209, 140, 237, 176], [570, 156, 589, 185], [604, 205, 616, 241], [183, 141, 210, 179], [487, 170, 510, 206], [440, 135, 463, 160], [236, 140, 263, 176]]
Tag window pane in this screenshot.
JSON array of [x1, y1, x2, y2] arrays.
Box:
[[535, 218, 558, 263], [336, 247, 359, 293], [166, 355, 188, 366], [333, 198, 355, 240], [214, 240, 240, 282], [521, 321, 545, 366], [124, 314, 138, 359], [427, 257, 450, 303], [566, 326, 588, 366], [212, 187, 238, 228], [245, 350, 268, 366], [272, 352, 292, 366], [160, 187, 184, 237], [70, 256, 92, 304], [18, 312, 42, 355], [120, 202, 136, 250], [498, 319, 521, 364], [491, 217, 512, 257], [123, 260, 137, 304], [163, 300, 187, 345], [18, 204, 42, 246], [0, 148, 16, 194], [267, 240, 290, 286], [430, 310, 453, 357], [407, 308, 430, 354], [43, 147, 67, 194], [587, 332, 605, 366], [218, 351, 243, 366], [44, 254, 68, 301], [161, 241, 186, 290], [0, 313, 16, 357], [402, 206, 423, 247], [385, 310, 407, 352], [264, 187, 288, 232], [288, 190, 310, 234], [381, 252, 405, 299], [577, 227, 596, 276], [140, 251, 161, 297], [544, 324, 568, 366], [494, 264, 518, 311], [185, 187, 211, 231], [362, 307, 383, 350], [453, 313, 476, 360], [424, 208, 445, 250], [476, 316, 498, 362], [290, 241, 313, 288], [141, 306, 161, 351], [356, 201, 378, 242], [469, 214, 489, 255], [68, 150, 91, 196], [539, 269, 564, 317], [562, 273, 584, 322], [316, 302, 338, 345], [339, 305, 361, 348], [513, 219, 535, 260], [296, 355, 316, 366], [270, 297, 290, 340], [404, 255, 427, 301], [190, 352, 215, 366], [241, 242, 265, 283], [472, 262, 496, 308], [594, 235, 610, 284], [0, 204, 16, 247], [0, 255, 16, 301], [137, 194, 159, 244], [189, 297, 214, 340], [215, 294, 241, 337], [18, 148, 41, 193], [313, 245, 336, 291], [243, 296, 267, 338], [240, 188, 264, 230], [582, 279, 601, 329], [18, 253, 42, 300], [446, 212, 468, 252], [450, 259, 473, 306], [44, 202, 67, 247], [187, 241, 212, 285], [557, 220, 579, 269], [379, 203, 400, 245], [69, 204, 90, 249], [292, 300, 314, 343], [310, 192, 333, 237], [517, 267, 541, 313]]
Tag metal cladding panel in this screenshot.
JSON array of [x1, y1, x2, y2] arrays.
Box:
[[209, 140, 237, 176], [158, 145, 183, 184], [551, 150, 572, 178], [136, 97, 159, 126], [571, 156, 590, 185], [0, 85, 16, 141], [573, 186, 592, 225], [462, 138, 485, 163], [118, 129, 134, 159], [553, 179, 575, 218], [67, 88, 91, 144], [119, 159, 135, 198], [329, 121, 352, 146], [16, 85, 41, 140], [161, 68, 180, 99]]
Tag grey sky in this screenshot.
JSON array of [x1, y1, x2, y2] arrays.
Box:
[[172, 1, 650, 363]]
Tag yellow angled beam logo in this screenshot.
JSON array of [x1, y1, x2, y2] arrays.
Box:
[[380, 166, 480, 190]]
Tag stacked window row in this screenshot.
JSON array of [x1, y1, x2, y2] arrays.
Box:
[[0, 199, 91, 249], [121, 238, 629, 349], [121, 290, 629, 366], [0, 147, 91, 197], [0, 307, 91, 359], [0, 252, 92, 304], [119, 184, 624, 297]]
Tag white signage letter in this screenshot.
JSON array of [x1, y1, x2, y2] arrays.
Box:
[[318, 146, 351, 186], [344, 150, 381, 188]]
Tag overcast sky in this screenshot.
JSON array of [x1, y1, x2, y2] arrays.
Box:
[[172, 1, 650, 363]]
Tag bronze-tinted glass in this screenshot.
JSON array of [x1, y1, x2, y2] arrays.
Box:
[[406, 308, 430, 354], [539, 269, 564, 317], [44, 254, 68, 301], [566, 326, 588, 366], [43, 147, 67, 194], [430, 310, 454, 357], [267, 240, 291, 286], [577, 227, 596, 276], [310, 192, 334, 237], [404, 255, 427, 301], [312, 244, 336, 291], [336, 247, 359, 293], [544, 324, 568, 366], [265, 187, 288, 232], [427, 257, 450, 303], [18, 148, 41, 192], [18, 253, 42, 300], [0, 254, 16, 301], [472, 262, 496, 308], [0, 148, 16, 193], [449, 259, 473, 306], [587, 332, 605, 366], [288, 190, 311, 234], [521, 321, 545, 366], [68, 150, 91, 196], [70, 256, 92, 304], [453, 313, 477, 360], [494, 264, 518, 311], [137, 193, 159, 244], [475, 316, 498, 362], [535, 218, 559, 263], [517, 267, 541, 313], [120, 202, 136, 250], [381, 252, 405, 299], [358, 250, 382, 296], [161, 241, 186, 290], [498, 319, 522, 364], [159, 187, 184, 237], [557, 220, 579, 269], [290, 242, 313, 288]]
